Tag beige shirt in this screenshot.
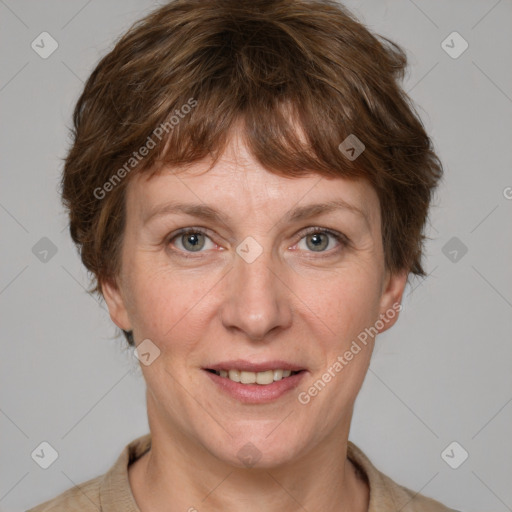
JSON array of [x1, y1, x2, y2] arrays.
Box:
[[27, 433, 458, 511]]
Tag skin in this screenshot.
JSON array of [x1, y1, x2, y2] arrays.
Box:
[[103, 131, 408, 512]]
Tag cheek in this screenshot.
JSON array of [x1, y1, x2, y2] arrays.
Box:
[[307, 269, 382, 343], [126, 265, 211, 347]]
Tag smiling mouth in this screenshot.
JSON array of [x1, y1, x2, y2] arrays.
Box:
[[206, 369, 303, 385]]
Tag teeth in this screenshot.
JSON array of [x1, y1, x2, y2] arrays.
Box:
[[228, 369, 240, 382], [214, 369, 298, 385], [240, 371, 256, 384], [256, 370, 274, 385], [273, 369, 283, 381]]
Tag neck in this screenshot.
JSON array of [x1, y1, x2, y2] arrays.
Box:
[[129, 398, 369, 512]]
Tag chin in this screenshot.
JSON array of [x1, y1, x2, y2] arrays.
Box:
[[203, 428, 308, 469]]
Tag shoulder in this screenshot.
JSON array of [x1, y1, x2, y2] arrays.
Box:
[[25, 475, 102, 511], [378, 471, 460, 512], [25, 433, 151, 512], [347, 441, 461, 512]]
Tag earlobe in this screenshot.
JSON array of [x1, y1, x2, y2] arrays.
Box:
[[377, 269, 409, 334], [101, 278, 132, 332]]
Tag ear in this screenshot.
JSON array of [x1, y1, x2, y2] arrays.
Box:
[[101, 278, 132, 332], [376, 269, 408, 334]]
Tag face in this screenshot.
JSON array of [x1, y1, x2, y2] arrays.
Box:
[[103, 133, 407, 469]]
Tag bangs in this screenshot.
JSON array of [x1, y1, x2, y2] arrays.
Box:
[[143, 94, 370, 183]]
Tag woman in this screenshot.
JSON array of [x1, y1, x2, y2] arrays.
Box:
[[28, 0, 458, 510]]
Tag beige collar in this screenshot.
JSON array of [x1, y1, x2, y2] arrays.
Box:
[[98, 433, 452, 511]]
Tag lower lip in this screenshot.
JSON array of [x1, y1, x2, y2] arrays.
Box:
[[204, 370, 307, 404]]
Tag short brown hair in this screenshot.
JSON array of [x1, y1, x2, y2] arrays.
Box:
[[63, 0, 443, 341]]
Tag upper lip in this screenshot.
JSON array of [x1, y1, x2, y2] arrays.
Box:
[[205, 360, 306, 372]]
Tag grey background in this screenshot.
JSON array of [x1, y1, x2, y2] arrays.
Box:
[[1, 0, 511, 510]]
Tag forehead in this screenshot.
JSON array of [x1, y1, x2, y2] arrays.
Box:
[[126, 135, 380, 230]]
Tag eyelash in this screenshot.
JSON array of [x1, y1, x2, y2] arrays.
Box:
[[166, 226, 349, 259]]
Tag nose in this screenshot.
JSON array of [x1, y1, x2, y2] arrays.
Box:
[[220, 247, 293, 342]]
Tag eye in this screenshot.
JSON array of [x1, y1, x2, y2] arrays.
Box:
[[168, 228, 217, 253], [294, 227, 348, 254], [167, 226, 348, 257]]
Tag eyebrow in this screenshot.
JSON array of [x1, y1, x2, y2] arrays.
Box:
[[143, 199, 369, 228]]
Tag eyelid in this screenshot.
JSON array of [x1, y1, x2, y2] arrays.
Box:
[[297, 226, 349, 245]]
